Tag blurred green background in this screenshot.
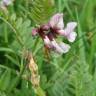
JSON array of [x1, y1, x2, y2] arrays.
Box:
[[0, 0, 96, 96]]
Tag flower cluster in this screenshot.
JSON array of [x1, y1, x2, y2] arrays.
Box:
[[32, 13, 77, 54]]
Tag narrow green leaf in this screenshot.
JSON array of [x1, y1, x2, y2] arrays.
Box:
[[0, 47, 15, 53], [0, 70, 11, 91]]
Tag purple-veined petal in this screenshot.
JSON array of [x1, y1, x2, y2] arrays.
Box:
[[67, 32, 77, 42], [49, 13, 64, 29], [51, 40, 65, 54], [59, 42, 71, 53]]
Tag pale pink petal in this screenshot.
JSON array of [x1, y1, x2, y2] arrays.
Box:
[[58, 22, 77, 42], [58, 22, 77, 35], [59, 42, 71, 53], [67, 22, 77, 27], [51, 40, 64, 54], [65, 22, 77, 34], [32, 28, 38, 36], [67, 32, 77, 42], [49, 13, 64, 29], [44, 36, 51, 48]]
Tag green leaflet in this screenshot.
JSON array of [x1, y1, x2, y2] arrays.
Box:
[[47, 61, 94, 96], [30, 0, 55, 25]]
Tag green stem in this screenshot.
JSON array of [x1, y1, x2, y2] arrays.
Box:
[[36, 86, 46, 96], [4, 24, 8, 44], [58, 0, 62, 12]]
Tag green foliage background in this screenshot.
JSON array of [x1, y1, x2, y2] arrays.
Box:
[[0, 0, 96, 96]]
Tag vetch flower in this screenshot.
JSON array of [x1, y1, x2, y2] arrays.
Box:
[[32, 13, 77, 54]]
